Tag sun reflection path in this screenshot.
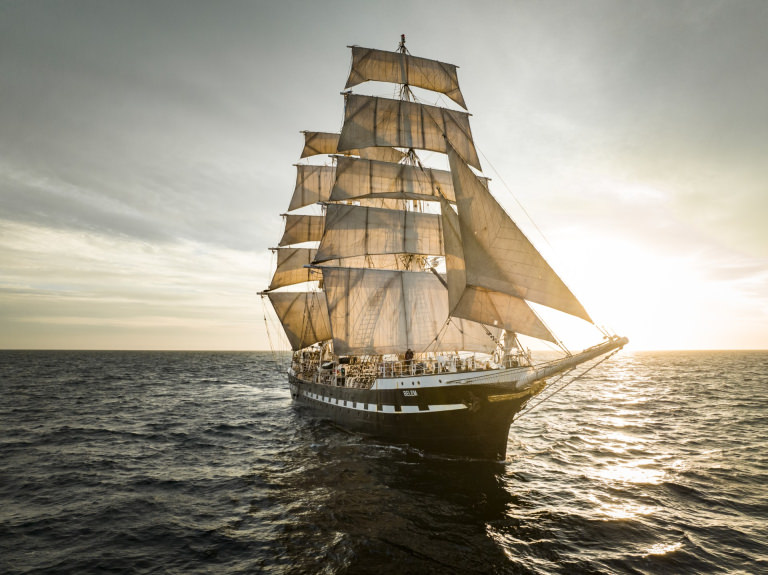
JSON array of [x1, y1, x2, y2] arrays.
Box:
[[642, 541, 684, 557], [595, 460, 666, 485], [589, 493, 658, 521]]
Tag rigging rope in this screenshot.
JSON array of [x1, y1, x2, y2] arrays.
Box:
[[261, 295, 280, 361], [512, 348, 621, 422], [475, 148, 555, 253]]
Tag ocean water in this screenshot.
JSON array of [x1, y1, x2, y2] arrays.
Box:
[[1, 350, 766, 574]]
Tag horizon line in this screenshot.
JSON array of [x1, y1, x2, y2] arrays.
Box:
[[2, 348, 767, 353]]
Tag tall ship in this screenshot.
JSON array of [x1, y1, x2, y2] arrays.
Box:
[[261, 36, 628, 460]]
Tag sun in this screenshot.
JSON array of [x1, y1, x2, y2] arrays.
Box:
[[532, 234, 716, 351]]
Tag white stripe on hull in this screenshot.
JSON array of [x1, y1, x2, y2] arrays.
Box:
[[367, 368, 525, 390], [292, 384, 468, 413]]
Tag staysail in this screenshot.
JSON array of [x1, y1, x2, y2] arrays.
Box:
[[441, 197, 556, 342], [345, 46, 467, 109], [444, 145, 592, 323]]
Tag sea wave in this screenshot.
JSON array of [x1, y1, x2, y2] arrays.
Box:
[[1, 350, 766, 574]]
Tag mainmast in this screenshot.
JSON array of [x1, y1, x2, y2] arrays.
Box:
[[396, 34, 423, 174], [331, 36, 502, 353], [397, 34, 422, 271], [398, 34, 412, 102]]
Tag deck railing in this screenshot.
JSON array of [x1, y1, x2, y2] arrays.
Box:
[[294, 351, 532, 390]]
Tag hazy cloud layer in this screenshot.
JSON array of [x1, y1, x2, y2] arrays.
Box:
[[1, 0, 766, 349]]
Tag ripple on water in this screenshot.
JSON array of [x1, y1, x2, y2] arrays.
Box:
[[0, 350, 767, 574]]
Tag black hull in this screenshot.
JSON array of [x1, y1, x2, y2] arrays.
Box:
[[286, 337, 629, 459], [288, 373, 545, 460]]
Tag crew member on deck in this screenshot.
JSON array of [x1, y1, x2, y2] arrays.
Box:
[[405, 348, 414, 373]]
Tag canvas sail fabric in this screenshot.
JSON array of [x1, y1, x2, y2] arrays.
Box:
[[445, 146, 592, 323], [331, 156, 460, 203], [314, 204, 444, 263], [321, 267, 499, 355], [299, 131, 406, 164], [289, 165, 335, 211], [268, 248, 319, 291], [278, 214, 325, 246], [300, 131, 340, 158], [345, 46, 467, 109], [266, 291, 332, 350], [440, 197, 556, 342], [337, 95, 481, 170]]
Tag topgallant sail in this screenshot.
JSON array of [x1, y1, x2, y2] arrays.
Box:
[[261, 36, 628, 460]]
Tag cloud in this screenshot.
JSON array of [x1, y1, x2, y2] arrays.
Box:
[[0, 219, 273, 349], [0, 1, 290, 253], [1, 0, 766, 349]]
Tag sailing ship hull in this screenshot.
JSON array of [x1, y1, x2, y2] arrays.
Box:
[[285, 337, 628, 459], [288, 370, 546, 460], [263, 39, 630, 460]]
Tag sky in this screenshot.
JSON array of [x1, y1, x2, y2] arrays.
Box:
[[1, 0, 766, 351]]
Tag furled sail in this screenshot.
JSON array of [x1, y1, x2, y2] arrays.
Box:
[[268, 248, 319, 291], [330, 156, 460, 203], [266, 291, 332, 350], [337, 95, 481, 170], [321, 267, 499, 355], [357, 147, 407, 164], [278, 214, 325, 246], [354, 197, 412, 211], [321, 254, 410, 270], [300, 131, 406, 164], [314, 204, 443, 263], [289, 165, 335, 211], [445, 146, 592, 322], [441, 197, 556, 342], [345, 46, 467, 109]]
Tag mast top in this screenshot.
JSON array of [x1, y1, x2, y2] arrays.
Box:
[[398, 34, 406, 54]]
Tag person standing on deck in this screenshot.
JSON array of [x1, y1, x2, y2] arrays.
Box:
[[405, 348, 414, 374]]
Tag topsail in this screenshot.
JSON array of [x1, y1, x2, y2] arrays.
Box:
[[268, 247, 319, 291], [289, 165, 335, 211], [337, 95, 481, 170], [300, 131, 406, 164], [314, 204, 444, 263], [278, 214, 324, 246], [331, 156, 463, 204]]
